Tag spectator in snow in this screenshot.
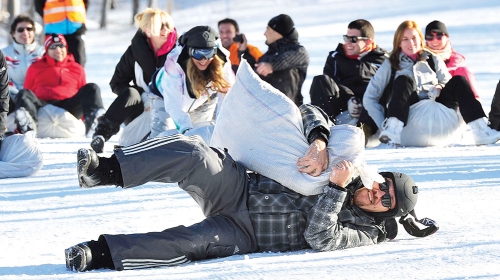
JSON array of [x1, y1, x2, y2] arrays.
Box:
[[309, 19, 388, 142], [90, 8, 178, 153], [35, 0, 88, 66], [256, 14, 309, 106], [218, 18, 263, 73], [147, 25, 234, 139], [14, 34, 104, 137], [424, 20, 480, 99], [363, 20, 500, 146], [2, 15, 45, 116], [66, 103, 437, 272]]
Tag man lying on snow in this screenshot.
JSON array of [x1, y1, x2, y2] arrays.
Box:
[[66, 103, 438, 272]]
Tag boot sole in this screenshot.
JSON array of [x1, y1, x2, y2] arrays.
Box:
[[77, 149, 92, 188]]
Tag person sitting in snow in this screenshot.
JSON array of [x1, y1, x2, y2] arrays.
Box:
[[65, 104, 438, 272], [363, 20, 500, 146], [13, 34, 104, 137]]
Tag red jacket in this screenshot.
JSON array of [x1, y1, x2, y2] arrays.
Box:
[[24, 53, 86, 101], [446, 51, 479, 99]]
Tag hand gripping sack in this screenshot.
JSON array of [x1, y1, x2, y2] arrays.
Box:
[[0, 131, 43, 178], [400, 99, 463, 147], [37, 104, 85, 138], [211, 60, 380, 196]]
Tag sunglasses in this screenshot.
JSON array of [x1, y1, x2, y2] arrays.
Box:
[[48, 43, 65, 50], [379, 179, 392, 209], [425, 32, 445, 41], [189, 47, 217, 60], [343, 35, 368, 43], [16, 27, 34, 33]]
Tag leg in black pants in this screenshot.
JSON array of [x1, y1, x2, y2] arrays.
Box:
[[64, 30, 86, 67], [386, 74, 419, 125], [489, 80, 500, 130], [15, 89, 46, 122], [104, 87, 144, 125], [436, 76, 485, 123], [309, 74, 353, 121]]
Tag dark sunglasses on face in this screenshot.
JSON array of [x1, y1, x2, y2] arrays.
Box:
[[189, 47, 217, 60], [379, 179, 392, 209], [49, 43, 65, 50], [343, 35, 368, 43], [425, 32, 445, 41], [17, 27, 34, 33]]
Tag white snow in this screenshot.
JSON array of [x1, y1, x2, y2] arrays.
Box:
[[1, 0, 500, 279]]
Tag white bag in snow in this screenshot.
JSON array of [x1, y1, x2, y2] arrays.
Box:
[[119, 110, 151, 147], [0, 131, 43, 178], [401, 99, 464, 147], [37, 104, 85, 138], [211, 60, 381, 196]]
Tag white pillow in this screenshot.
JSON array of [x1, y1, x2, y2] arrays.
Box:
[[211, 60, 378, 196], [37, 104, 85, 138]]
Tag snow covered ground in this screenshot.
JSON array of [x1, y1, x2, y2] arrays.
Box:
[[1, 0, 500, 279]]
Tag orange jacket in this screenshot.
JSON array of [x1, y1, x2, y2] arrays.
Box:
[[43, 0, 86, 34], [228, 43, 263, 73]]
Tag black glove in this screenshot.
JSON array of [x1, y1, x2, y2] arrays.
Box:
[[399, 214, 439, 238]]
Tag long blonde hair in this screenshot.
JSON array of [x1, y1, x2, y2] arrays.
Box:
[[187, 55, 231, 98], [134, 8, 174, 36], [389, 20, 426, 70]]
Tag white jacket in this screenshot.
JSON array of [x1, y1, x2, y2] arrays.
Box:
[[363, 50, 451, 129], [2, 41, 45, 95]]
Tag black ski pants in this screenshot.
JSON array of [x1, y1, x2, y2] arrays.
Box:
[[104, 87, 144, 125], [104, 134, 258, 270]]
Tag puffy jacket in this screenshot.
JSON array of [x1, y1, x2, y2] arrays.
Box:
[[36, 0, 87, 35], [151, 43, 235, 133], [24, 53, 86, 101], [109, 29, 176, 95], [446, 50, 479, 98], [257, 29, 309, 106], [363, 50, 451, 129], [2, 41, 44, 94], [323, 43, 388, 99], [227, 42, 263, 74]]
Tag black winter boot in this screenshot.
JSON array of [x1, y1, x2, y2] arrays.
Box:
[[77, 148, 123, 188], [90, 116, 121, 153], [65, 236, 114, 272]]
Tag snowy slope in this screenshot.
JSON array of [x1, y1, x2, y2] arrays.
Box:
[[1, 0, 500, 279]]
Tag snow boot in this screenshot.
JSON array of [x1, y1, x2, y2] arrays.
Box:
[[15, 107, 37, 135], [77, 148, 123, 188], [65, 242, 93, 272], [90, 116, 121, 153], [379, 117, 404, 145], [469, 118, 500, 145]]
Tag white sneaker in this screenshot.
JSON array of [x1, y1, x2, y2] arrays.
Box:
[[469, 118, 500, 145], [379, 117, 404, 145]]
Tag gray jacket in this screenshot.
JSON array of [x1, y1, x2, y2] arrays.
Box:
[[363, 50, 451, 129]]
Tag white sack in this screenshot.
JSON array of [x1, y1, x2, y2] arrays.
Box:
[[119, 110, 151, 147], [37, 104, 85, 138], [0, 131, 43, 178]]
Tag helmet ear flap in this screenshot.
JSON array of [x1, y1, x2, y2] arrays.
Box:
[[399, 210, 439, 238]]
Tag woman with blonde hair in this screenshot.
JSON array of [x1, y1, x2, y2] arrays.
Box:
[[363, 20, 500, 146], [148, 25, 234, 140], [90, 8, 177, 153]]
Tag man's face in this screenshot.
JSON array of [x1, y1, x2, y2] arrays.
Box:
[[353, 177, 396, 213], [13, 21, 35, 45], [264, 26, 282, 45], [344, 28, 370, 56], [218, 23, 237, 49], [48, 44, 67, 62]]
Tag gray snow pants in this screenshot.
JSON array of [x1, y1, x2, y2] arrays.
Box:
[[104, 134, 258, 270]]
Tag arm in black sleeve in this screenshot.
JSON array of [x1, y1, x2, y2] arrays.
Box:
[[240, 49, 257, 68], [300, 104, 333, 144], [0, 51, 9, 137], [109, 47, 141, 95]]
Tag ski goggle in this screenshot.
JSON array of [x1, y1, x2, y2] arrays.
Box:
[[425, 32, 445, 41], [343, 35, 368, 43], [189, 47, 217, 60], [379, 179, 392, 209], [48, 43, 65, 50]]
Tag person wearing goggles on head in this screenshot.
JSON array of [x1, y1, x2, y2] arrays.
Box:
[[363, 20, 500, 146], [2, 15, 45, 117], [309, 19, 388, 145], [88, 8, 178, 153], [424, 21, 479, 99], [148, 25, 234, 142], [66, 100, 437, 272]]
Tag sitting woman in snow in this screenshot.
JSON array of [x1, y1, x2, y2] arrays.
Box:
[[147, 25, 234, 141], [363, 20, 500, 147], [90, 8, 177, 153]]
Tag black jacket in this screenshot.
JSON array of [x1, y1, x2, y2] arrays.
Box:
[[109, 30, 169, 95], [323, 43, 388, 100], [257, 30, 309, 106], [0, 51, 9, 136]]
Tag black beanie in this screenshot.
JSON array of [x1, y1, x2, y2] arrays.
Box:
[[268, 14, 295, 36], [180, 25, 218, 48], [425, 20, 448, 35]]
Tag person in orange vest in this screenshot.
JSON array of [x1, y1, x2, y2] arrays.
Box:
[[35, 0, 88, 67], [218, 18, 263, 74]]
